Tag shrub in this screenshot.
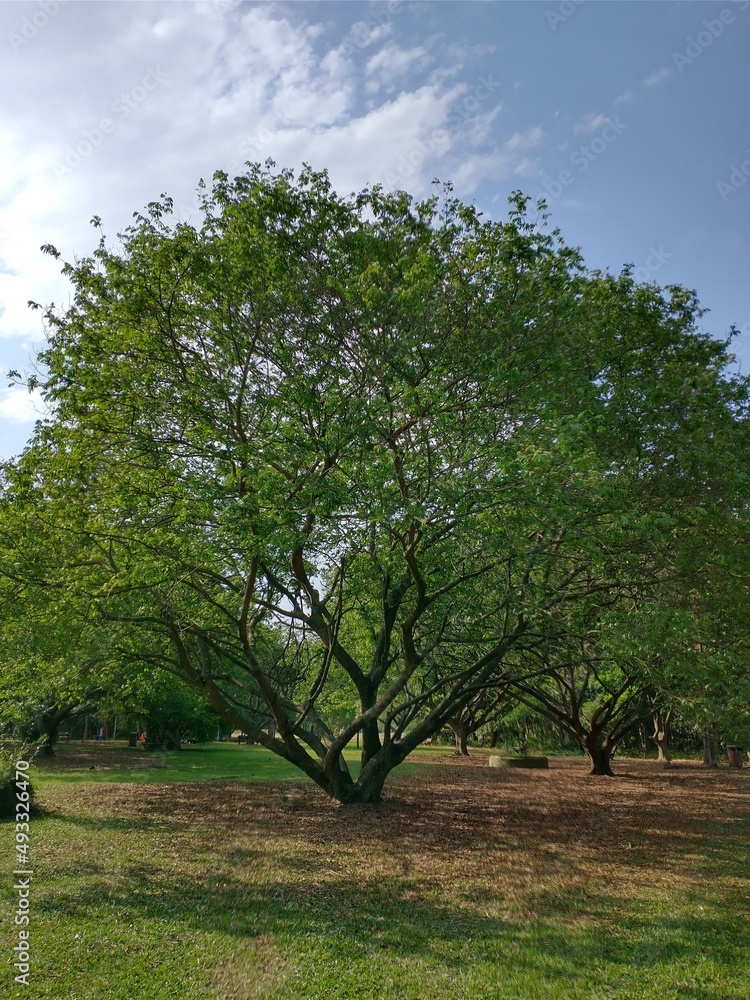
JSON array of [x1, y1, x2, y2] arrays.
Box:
[[0, 744, 36, 820]]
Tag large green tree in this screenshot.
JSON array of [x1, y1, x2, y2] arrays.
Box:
[[4, 164, 747, 802]]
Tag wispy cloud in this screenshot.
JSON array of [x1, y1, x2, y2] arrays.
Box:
[[574, 112, 608, 135], [452, 127, 543, 190], [505, 126, 544, 153], [365, 44, 434, 94], [642, 67, 671, 88]]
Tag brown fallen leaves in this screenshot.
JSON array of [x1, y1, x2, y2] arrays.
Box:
[[40, 752, 748, 916]]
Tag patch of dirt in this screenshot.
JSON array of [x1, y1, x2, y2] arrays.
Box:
[[30, 754, 749, 1000], [40, 756, 749, 903]]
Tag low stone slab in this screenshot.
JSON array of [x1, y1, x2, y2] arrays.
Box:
[[489, 755, 549, 769]]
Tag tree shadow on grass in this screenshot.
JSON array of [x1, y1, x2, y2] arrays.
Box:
[[37, 761, 748, 865], [30, 764, 749, 996], [31, 860, 749, 996]]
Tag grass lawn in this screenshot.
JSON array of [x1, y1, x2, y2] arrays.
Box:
[[29, 740, 391, 785], [2, 745, 748, 999]]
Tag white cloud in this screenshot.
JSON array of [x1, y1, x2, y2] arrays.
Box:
[[574, 113, 608, 135], [614, 90, 636, 106], [642, 67, 671, 88], [449, 102, 503, 148], [0, 1, 554, 457], [0, 386, 46, 425], [347, 21, 393, 51], [366, 44, 433, 94], [281, 84, 464, 193], [505, 127, 544, 152], [451, 128, 544, 192]]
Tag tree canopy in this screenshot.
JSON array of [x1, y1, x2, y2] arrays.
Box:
[[2, 163, 748, 801]]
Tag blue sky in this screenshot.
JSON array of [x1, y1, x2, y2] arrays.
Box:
[[1, 0, 749, 460]]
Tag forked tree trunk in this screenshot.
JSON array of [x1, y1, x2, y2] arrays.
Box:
[[582, 733, 615, 776], [334, 744, 403, 804], [651, 707, 672, 763], [652, 724, 671, 763], [448, 720, 470, 756]]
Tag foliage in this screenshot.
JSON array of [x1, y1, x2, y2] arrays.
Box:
[[0, 742, 37, 819], [117, 670, 228, 748], [3, 163, 748, 801], [0, 563, 107, 753]]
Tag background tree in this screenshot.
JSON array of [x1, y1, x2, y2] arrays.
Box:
[[111, 668, 227, 749], [446, 686, 510, 757], [0, 518, 109, 754]]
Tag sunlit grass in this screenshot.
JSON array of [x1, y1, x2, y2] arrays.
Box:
[[1, 753, 747, 999], [29, 741, 432, 785]]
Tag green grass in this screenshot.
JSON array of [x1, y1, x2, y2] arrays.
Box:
[[1, 752, 748, 999], [30, 741, 431, 785]]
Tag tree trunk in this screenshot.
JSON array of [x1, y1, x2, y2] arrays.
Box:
[[582, 733, 615, 776], [328, 741, 405, 804], [38, 711, 58, 757], [162, 730, 182, 751], [488, 729, 498, 749], [702, 728, 719, 766], [360, 718, 382, 769], [651, 707, 672, 763], [448, 720, 470, 756], [652, 724, 671, 763]]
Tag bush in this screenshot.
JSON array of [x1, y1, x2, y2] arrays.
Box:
[[0, 745, 36, 820]]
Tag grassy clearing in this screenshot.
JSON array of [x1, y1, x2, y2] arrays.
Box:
[[1, 748, 748, 999], [28, 741, 433, 786]]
